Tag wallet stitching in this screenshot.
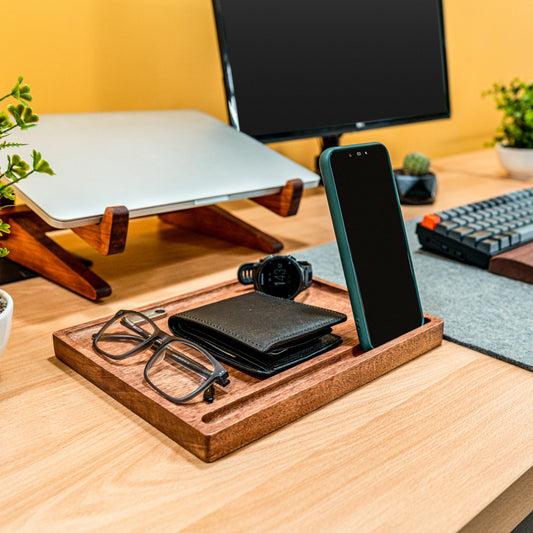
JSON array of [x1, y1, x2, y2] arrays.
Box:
[[177, 319, 341, 351], [261, 291, 346, 318], [176, 292, 347, 351], [176, 314, 337, 350]]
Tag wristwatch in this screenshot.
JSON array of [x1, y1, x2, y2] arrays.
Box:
[[237, 255, 313, 300]]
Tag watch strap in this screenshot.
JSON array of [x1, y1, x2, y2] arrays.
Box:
[[298, 260, 313, 291], [237, 262, 259, 285]]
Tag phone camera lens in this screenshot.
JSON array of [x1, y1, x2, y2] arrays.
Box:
[[357, 152, 361, 156]]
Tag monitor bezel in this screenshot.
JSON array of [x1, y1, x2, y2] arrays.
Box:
[[211, 0, 451, 144]]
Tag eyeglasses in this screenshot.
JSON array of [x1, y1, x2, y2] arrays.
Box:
[[92, 309, 230, 404]]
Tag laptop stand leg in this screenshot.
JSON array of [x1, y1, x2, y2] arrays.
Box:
[[1, 206, 129, 300], [158, 179, 304, 253], [160, 204, 284, 253]]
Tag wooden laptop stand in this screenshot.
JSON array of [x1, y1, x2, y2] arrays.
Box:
[[0, 179, 303, 300]]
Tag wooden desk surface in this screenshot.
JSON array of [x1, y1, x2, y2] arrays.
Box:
[[1, 150, 532, 532]]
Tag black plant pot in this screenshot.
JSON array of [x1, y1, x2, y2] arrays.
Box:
[[394, 170, 437, 205]]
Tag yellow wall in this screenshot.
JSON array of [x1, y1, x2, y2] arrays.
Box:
[[1, 0, 532, 168]]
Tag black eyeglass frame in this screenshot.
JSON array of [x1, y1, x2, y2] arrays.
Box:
[[92, 310, 230, 404]]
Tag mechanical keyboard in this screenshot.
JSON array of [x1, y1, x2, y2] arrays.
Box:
[[416, 186, 533, 268]]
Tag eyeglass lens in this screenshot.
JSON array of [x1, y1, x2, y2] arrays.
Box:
[[96, 312, 156, 358], [146, 340, 217, 400], [95, 311, 221, 402]]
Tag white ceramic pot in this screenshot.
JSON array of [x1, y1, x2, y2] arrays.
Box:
[[496, 144, 533, 179], [0, 288, 14, 356]]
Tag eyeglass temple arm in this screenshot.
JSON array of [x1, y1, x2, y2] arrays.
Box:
[[164, 345, 214, 380], [120, 318, 152, 338], [97, 332, 146, 343]]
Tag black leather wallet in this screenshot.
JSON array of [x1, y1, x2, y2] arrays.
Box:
[[168, 291, 347, 377]]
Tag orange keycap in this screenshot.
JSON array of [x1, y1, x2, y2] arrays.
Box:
[[421, 213, 441, 230]]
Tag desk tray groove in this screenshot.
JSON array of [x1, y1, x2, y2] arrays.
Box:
[[53, 279, 443, 462]]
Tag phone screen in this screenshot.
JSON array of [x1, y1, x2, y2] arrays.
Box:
[[328, 144, 423, 347]]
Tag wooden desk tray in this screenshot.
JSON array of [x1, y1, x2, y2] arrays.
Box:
[[53, 279, 443, 462]]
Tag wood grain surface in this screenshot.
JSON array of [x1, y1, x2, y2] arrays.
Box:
[[1, 150, 532, 532], [53, 279, 443, 462], [72, 205, 130, 255], [489, 241, 533, 284]]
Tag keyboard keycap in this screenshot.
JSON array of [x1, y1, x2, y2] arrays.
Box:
[[516, 222, 533, 242], [477, 239, 499, 254], [449, 226, 476, 240], [421, 213, 441, 230], [492, 234, 511, 249], [435, 220, 460, 234], [502, 231, 520, 245], [463, 230, 494, 246]]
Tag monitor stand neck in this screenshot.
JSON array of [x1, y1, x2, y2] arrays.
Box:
[[316, 134, 342, 175]]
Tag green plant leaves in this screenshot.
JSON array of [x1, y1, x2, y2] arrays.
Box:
[[0, 185, 15, 201], [23, 107, 39, 124], [0, 141, 27, 151], [0, 219, 10, 257], [8, 154, 30, 177], [32, 150, 54, 175], [485, 78, 533, 148], [11, 76, 32, 104], [0, 112, 14, 131], [7, 103, 38, 130], [1, 76, 53, 257]]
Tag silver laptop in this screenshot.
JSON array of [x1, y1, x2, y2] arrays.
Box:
[[7, 110, 319, 228]]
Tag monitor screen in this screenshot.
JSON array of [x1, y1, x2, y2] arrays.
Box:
[[212, 0, 450, 143]]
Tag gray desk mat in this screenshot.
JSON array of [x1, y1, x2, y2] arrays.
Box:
[[295, 218, 533, 371]]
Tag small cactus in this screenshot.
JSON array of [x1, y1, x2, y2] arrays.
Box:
[[403, 152, 431, 176]]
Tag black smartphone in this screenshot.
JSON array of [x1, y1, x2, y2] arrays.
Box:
[[319, 142, 424, 350]]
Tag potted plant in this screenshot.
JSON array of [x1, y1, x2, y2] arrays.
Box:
[[0, 76, 53, 356], [394, 151, 437, 205], [484, 78, 533, 179]]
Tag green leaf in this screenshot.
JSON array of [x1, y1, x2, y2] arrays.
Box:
[[23, 107, 39, 123], [32, 150, 42, 167], [34, 158, 54, 175], [485, 77, 533, 147], [0, 186, 15, 200], [10, 76, 23, 98], [7, 154, 30, 178], [10, 76, 31, 107], [18, 84, 32, 102], [0, 111, 14, 129], [0, 141, 27, 151], [7, 104, 25, 127], [0, 248, 9, 257], [0, 222, 11, 234]]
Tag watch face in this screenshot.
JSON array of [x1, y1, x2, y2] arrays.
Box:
[[257, 258, 301, 299]]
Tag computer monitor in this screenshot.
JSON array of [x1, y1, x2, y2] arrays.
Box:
[[212, 0, 450, 150]]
